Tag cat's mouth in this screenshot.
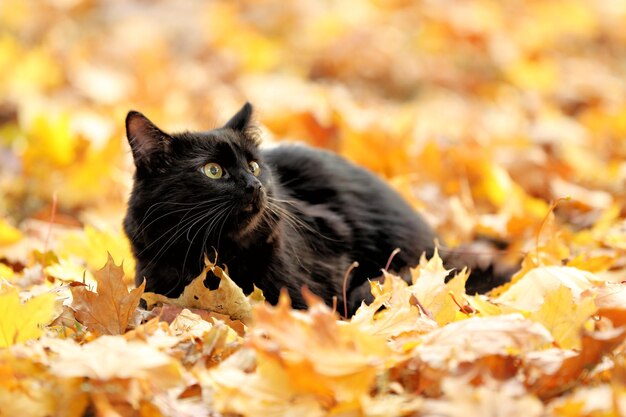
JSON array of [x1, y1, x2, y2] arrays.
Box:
[[241, 188, 266, 214], [242, 203, 258, 213]]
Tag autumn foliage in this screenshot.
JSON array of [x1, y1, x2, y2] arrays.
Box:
[[2, 1, 626, 416]]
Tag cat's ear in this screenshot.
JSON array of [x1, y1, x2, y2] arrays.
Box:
[[224, 102, 253, 131], [126, 111, 172, 169]]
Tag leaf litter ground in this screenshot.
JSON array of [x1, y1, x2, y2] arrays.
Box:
[[2, 1, 626, 416]]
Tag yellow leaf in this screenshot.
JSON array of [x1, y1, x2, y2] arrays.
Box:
[[143, 263, 263, 325], [57, 225, 135, 281], [44, 258, 94, 284], [496, 266, 600, 311], [0, 264, 14, 281], [350, 272, 438, 341], [409, 250, 468, 326], [506, 56, 558, 93], [531, 285, 596, 349], [208, 357, 326, 417], [23, 114, 75, 168], [0, 219, 21, 246], [0, 289, 56, 347], [0, 351, 88, 417]]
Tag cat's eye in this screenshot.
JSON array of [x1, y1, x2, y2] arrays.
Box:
[[249, 161, 260, 177], [202, 162, 223, 179]]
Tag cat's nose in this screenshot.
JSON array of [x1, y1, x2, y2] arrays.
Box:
[[245, 179, 261, 200]]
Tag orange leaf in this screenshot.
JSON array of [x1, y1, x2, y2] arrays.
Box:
[[70, 254, 145, 335]]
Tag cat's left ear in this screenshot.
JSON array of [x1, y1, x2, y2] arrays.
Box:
[[224, 102, 253, 131], [126, 111, 172, 170]]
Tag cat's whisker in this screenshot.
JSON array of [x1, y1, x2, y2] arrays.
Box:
[[136, 209, 208, 257], [266, 200, 340, 242], [155, 204, 231, 262], [138, 200, 232, 265], [131, 196, 231, 240], [181, 204, 232, 277], [185, 201, 231, 242], [216, 206, 235, 250]]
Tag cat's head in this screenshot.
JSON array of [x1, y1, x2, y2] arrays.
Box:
[[125, 103, 272, 240]]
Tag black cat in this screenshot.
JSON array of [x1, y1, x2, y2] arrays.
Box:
[[124, 103, 505, 316]]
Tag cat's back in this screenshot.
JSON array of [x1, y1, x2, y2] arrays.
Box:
[[262, 144, 437, 284]]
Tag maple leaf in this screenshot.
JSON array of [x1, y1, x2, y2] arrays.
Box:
[[530, 285, 596, 349], [70, 254, 145, 335], [408, 249, 469, 325], [350, 271, 438, 341], [142, 262, 263, 325], [496, 266, 600, 311], [0, 288, 56, 347]]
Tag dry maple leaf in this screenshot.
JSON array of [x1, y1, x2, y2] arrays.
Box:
[[142, 262, 263, 325], [70, 254, 145, 335]]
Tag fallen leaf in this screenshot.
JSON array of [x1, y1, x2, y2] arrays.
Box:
[[142, 263, 263, 325], [409, 250, 469, 325], [70, 254, 145, 335], [525, 327, 626, 398], [0, 288, 56, 347], [350, 272, 438, 341], [0, 218, 21, 246], [531, 285, 596, 349], [423, 378, 544, 417], [46, 335, 181, 384], [415, 314, 553, 369], [496, 266, 600, 311]]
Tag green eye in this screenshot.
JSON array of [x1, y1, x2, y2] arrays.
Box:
[[249, 161, 260, 177], [202, 162, 223, 179]]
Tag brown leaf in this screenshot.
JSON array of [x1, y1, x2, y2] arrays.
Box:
[[70, 254, 145, 335]]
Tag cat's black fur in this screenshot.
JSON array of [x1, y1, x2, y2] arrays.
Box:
[[124, 103, 506, 316]]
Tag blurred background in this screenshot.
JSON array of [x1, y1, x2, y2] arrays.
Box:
[[1, 0, 626, 284]]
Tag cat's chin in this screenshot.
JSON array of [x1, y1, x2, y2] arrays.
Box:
[[234, 204, 266, 237]]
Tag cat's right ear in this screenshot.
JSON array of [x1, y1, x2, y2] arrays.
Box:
[[126, 111, 172, 170]]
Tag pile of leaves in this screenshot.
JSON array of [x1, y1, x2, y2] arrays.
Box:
[[2, 0, 626, 415]]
